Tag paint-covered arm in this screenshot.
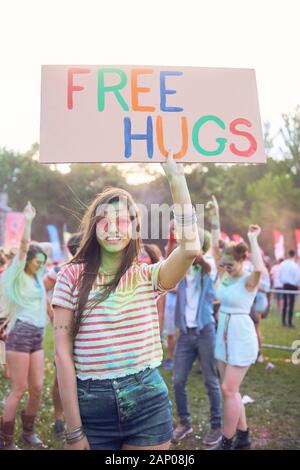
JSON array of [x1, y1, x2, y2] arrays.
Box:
[[46, 298, 54, 324], [206, 195, 222, 269], [19, 202, 36, 260], [245, 225, 265, 292], [43, 274, 56, 292], [54, 307, 90, 450], [158, 152, 201, 290]]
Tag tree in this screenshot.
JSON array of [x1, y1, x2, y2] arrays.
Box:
[[280, 106, 300, 184]]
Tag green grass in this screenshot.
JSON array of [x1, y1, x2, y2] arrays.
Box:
[[1, 305, 300, 450]]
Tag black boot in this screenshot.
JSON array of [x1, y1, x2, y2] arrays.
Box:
[[20, 409, 44, 447], [210, 435, 233, 450], [0, 416, 22, 450], [233, 428, 251, 450]]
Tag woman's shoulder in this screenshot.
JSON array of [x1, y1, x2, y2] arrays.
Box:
[[135, 261, 162, 277], [57, 262, 84, 283]]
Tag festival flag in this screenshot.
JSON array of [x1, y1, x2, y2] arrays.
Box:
[[220, 232, 230, 243], [47, 224, 63, 261], [273, 229, 285, 260], [232, 233, 244, 243], [295, 229, 300, 258], [4, 212, 26, 248]]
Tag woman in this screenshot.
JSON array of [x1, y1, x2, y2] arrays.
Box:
[[52, 152, 201, 450], [0, 202, 48, 450], [0, 251, 10, 378], [172, 231, 222, 447], [207, 196, 265, 450]]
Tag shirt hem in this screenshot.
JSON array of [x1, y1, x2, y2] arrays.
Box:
[[75, 360, 162, 381]]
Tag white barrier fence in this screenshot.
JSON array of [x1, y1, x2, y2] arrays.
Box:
[[262, 289, 299, 352]]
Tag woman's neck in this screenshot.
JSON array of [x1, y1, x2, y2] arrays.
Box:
[[24, 267, 35, 278], [230, 268, 244, 278], [100, 250, 123, 275]]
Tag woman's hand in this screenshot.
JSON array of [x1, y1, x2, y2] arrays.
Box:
[[206, 195, 219, 218], [247, 224, 261, 241], [161, 150, 185, 183], [23, 201, 36, 222], [64, 435, 90, 451]]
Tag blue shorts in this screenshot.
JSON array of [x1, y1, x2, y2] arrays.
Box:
[[6, 320, 44, 354], [255, 292, 268, 313], [77, 367, 173, 450]]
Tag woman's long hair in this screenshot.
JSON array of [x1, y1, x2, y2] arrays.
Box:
[[70, 187, 142, 338]]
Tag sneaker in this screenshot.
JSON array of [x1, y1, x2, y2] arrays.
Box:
[[164, 358, 173, 370], [232, 428, 251, 450], [172, 423, 193, 442], [202, 427, 222, 446], [53, 419, 65, 438], [209, 435, 233, 450]]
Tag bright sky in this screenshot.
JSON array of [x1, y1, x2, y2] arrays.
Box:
[[0, 0, 299, 182]]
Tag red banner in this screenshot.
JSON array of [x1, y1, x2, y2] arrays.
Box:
[[4, 212, 26, 248], [220, 232, 230, 242], [273, 229, 285, 260], [232, 233, 244, 243], [295, 229, 300, 257]]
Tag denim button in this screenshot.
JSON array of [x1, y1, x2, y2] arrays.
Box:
[[116, 389, 120, 393], [113, 381, 118, 386]]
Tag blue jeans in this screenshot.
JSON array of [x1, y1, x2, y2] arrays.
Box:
[[77, 367, 173, 449], [173, 322, 222, 429]]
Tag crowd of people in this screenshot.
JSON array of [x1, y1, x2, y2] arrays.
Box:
[[0, 153, 299, 451]]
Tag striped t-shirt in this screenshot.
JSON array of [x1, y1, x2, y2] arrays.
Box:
[[52, 261, 167, 380]]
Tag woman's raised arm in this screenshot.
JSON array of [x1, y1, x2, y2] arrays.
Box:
[[206, 195, 222, 272], [19, 201, 36, 260], [158, 152, 201, 290]]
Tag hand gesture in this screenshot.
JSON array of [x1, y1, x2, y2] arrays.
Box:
[[206, 195, 219, 217], [23, 201, 36, 222], [161, 150, 185, 182], [247, 224, 261, 241]]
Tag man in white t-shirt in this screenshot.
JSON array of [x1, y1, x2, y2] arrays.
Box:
[[270, 259, 284, 310], [278, 250, 300, 327]]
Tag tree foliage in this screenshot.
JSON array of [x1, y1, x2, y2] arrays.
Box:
[[1, 108, 300, 256]]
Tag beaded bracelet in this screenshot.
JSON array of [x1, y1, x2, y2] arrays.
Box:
[[174, 207, 197, 227], [65, 425, 86, 444], [66, 432, 86, 445]]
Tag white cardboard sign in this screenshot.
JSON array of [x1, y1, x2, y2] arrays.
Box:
[[40, 65, 265, 164]]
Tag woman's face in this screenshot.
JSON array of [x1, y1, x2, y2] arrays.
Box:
[[220, 254, 243, 277], [95, 200, 133, 254], [26, 253, 46, 275]]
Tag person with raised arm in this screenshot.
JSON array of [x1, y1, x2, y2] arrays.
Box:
[[207, 195, 265, 450], [0, 202, 48, 450], [52, 152, 201, 450]]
